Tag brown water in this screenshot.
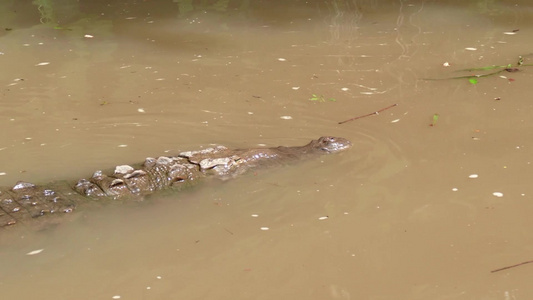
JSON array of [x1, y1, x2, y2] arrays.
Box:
[[1, 0, 533, 299]]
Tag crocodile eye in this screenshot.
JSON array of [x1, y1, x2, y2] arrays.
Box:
[[174, 177, 185, 183], [322, 137, 334, 146]]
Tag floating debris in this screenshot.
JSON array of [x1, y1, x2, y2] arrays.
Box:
[[465, 47, 477, 51], [318, 216, 328, 220], [277, 58, 287, 61], [260, 227, 269, 231], [26, 249, 44, 255], [35, 62, 50, 66], [468, 174, 479, 178], [280, 116, 293, 120], [493, 192, 504, 197]]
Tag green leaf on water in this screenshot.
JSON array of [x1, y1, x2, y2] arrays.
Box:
[[432, 113, 439, 126], [309, 94, 319, 101], [469, 78, 478, 84], [309, 94, 325, 102], [309, 94, 336, 102], [429, 113, 439, 127], [53, 26, 72, 31]]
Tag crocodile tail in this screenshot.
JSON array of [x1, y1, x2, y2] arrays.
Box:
[[0, 181, 78, 227]]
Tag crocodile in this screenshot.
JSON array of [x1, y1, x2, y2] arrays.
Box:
[[0, 136, 351, 228]]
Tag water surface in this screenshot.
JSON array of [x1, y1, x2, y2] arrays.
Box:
[[1, 1, 532, 299]]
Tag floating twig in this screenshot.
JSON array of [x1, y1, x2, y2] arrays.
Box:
[[338, 104, 398, 124], [491, 260, 533, 273], [424, 68, 514, 81], [423, 55, 532, 81]]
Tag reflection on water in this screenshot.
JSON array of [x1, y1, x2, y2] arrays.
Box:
[[1, 1, 533, 299]]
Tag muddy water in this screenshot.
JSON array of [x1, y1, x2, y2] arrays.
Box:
[[1, 0, 533, 299]]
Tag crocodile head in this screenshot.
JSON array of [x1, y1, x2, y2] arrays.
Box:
[[312, 136, 352, 153]]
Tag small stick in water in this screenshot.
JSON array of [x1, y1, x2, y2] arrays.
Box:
[[339, 103, 398, 124], [491, 260, 533, 273]]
